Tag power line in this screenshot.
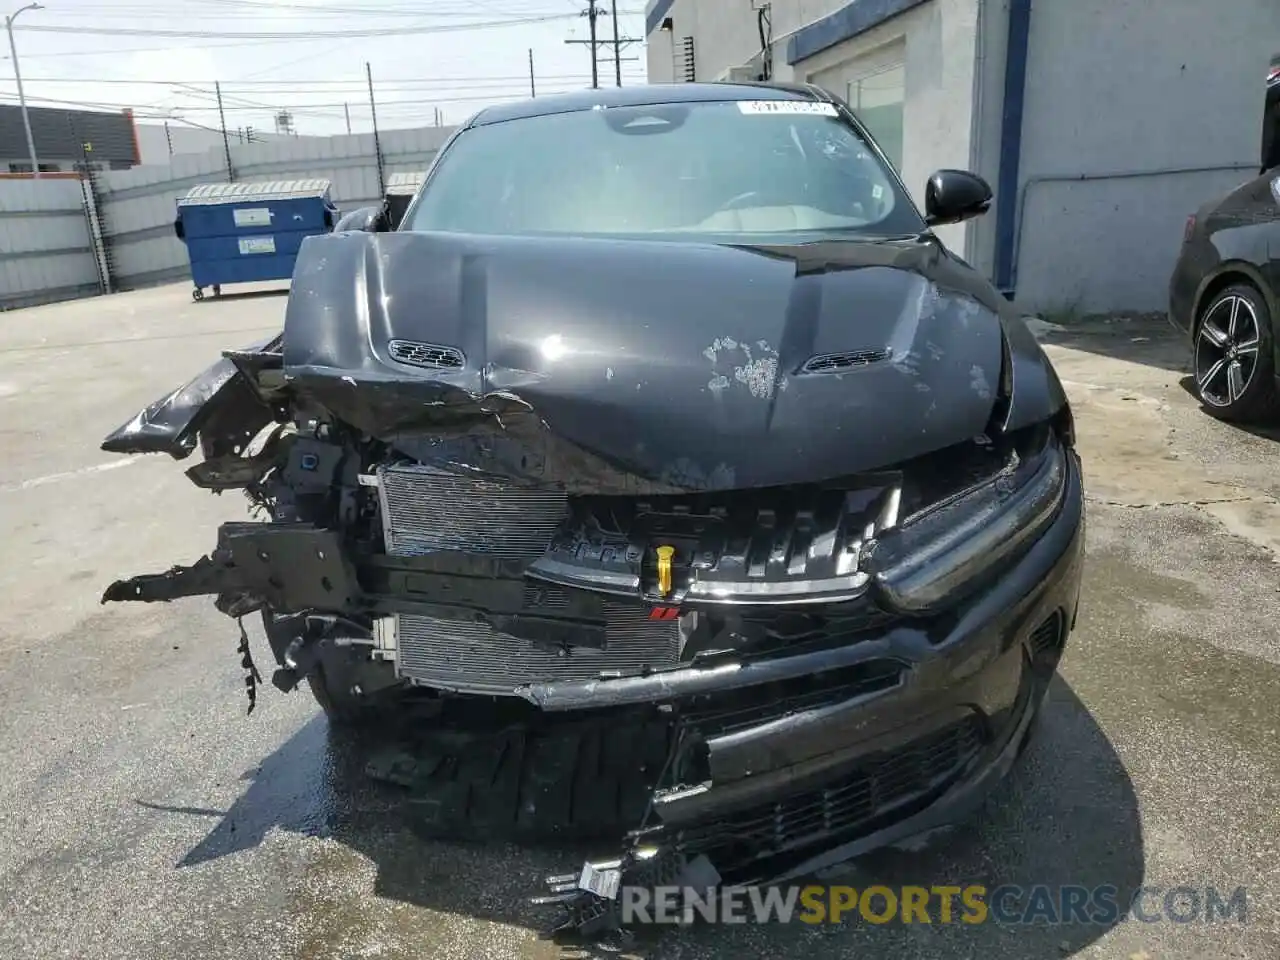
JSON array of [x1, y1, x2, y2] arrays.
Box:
[[0, 36, 340, 61], [14, 73, 643, 87], [0, 76, 648, 116], [0, 85, 624, 114], [67, 0, 602, 18], [9, 10, 642, 39]]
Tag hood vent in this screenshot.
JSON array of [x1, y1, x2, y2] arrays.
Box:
[[802, 349, 891, 374], [388, 339, 465, 370]]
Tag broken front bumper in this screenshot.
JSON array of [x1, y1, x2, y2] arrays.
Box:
[[537, 449, 1084, 931], [102, 427, 1084, 928]]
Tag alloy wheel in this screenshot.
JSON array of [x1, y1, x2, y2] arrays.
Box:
[[1194, 294, 1262, 407]]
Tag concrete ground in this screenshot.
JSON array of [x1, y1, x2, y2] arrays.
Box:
[[0, 287, 1278, 959]]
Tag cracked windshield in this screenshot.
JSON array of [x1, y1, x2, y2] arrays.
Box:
[[1, 2, 1279, 959]]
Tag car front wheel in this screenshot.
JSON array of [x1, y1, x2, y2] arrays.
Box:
[[1193, 282, 1278, 421]]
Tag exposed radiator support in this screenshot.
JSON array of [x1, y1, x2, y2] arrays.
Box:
[[375, 464, 682, 696], [378, 464, 567, 561]]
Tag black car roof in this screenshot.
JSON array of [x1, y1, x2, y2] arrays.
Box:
[[466, 81, 827, 128]]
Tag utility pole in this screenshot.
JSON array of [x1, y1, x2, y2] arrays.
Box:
[[366, 61, 385, 198], [528, 47, 535, 97], [343, 102, 351, 135], [563, 3, 600, 89], [5, 2, 43, 178], [214, 80, 235, 182], [610, 0, 621, 87], [588, 3, 598, 89]]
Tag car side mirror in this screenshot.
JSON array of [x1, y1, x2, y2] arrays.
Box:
[[924, 169, 993, 227], [333, 204, 389, 233]]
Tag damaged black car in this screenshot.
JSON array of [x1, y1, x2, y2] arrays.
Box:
[[100, 82, 1085, 934]]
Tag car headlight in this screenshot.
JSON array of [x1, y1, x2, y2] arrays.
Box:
[[866, 428, 1069, 614]]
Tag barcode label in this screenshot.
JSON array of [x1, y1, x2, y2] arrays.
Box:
[[737, 100, 838, 117]]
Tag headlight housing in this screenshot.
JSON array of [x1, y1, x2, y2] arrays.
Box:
[[866, 425, 1069, 614]]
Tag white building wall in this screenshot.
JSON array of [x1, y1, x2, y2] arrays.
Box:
[[1011, 0, 1278, 313], [646, 1, 850, 84]]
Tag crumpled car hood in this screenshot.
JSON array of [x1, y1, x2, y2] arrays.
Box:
[[104, 231, 1067, 493], [279, 231, 1018, 491]]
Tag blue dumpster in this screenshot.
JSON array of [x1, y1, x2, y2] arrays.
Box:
[[175, 179, 339, 301]]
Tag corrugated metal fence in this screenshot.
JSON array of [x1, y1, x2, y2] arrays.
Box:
[[0, 177, 104, 311]]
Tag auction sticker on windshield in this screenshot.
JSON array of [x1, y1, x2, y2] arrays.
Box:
[[737, 100, 838, 116]]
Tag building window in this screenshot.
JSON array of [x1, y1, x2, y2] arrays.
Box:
[[7, 162, 61, 173], [847, 63, 905, 170]]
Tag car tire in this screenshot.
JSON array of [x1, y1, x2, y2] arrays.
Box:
[[303, 646, 403, 729], [305, 661, 383, 727], [1193, 282, 1279, 422]]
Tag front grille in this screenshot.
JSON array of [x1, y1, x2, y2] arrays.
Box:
[[387, 339, 465, 370], [546, 483, 898, 603], [395, 602, 681, 694], [669, 718, 984, 875], [378, 463, 567, 560]]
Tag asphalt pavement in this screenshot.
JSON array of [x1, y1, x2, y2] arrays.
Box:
[[0, 289, 1277, 959]]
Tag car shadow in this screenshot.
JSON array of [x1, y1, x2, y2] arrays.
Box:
[[1032, 312, 1189, 376], [1175, 375, 1280, 441], [147, 677, 1143, 959], [195, 287, 291, 304]]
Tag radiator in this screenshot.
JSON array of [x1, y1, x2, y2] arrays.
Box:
[[377, 463, 568, 561], [377, 463, 681, 695]]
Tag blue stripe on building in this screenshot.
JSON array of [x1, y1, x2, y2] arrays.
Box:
[[994, 0, 1032, 295], [646, 0, 676, 36], [785, 0, 930, 64]]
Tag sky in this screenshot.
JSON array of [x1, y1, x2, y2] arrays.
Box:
[[0, 0, 650, 136]]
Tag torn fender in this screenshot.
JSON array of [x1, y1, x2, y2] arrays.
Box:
[[100, 334, 282, 460]]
